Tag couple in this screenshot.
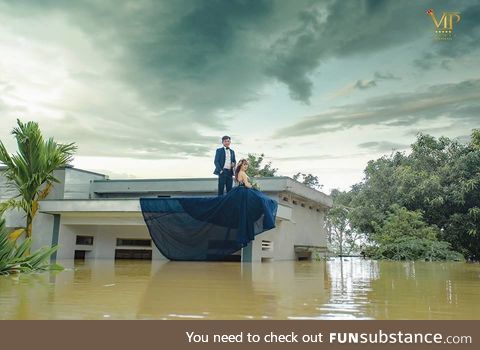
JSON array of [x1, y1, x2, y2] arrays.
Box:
[[213, 135, 253, 196], [139, 135, 278, 261]]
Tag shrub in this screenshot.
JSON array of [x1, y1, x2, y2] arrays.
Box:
[[0, 218, 62, 275]]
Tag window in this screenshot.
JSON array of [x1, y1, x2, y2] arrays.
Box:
[[74, 250, 86, 260], [115, 249, 152, 260], [76, 235, 94, 245], [116, 238, 151, 247]]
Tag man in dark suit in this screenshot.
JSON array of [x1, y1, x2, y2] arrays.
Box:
[[214, 135, 236, 196]]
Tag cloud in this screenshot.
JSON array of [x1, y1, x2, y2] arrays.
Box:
[[1, 0, 479, 161], [271, 152, 370, 161], [264, 1, 449, 102], [354, 80, 377, 90], [404, 125, 455, 137], [41, 113, 217, 159], [358, 141, 409, 152], [328, 71, 401, 99], [266, 0, 480, 102], [0, 0, 281, 158], [454, 134, 471, 144], [274, 78, 480, 138], [374, 71, 401, 80], [413, 2, 480, 70]]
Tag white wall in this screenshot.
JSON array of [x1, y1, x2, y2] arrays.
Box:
[[252, 194, 328, 261], [56, 223, 167, 260]]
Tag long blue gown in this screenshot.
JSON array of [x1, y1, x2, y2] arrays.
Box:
[[139, 185, 278, 261]]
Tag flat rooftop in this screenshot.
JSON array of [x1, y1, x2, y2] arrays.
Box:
[[91, 177, 332, 208]]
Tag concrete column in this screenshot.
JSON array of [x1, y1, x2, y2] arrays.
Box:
[[241, 242, 253, 262]]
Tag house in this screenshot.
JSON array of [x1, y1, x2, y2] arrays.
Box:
[[0, 165, 332, 262]]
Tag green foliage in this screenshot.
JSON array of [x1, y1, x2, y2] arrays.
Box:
[[246, 153, 278, 177], [364, 205, 463, 261], [366, 237, 464, 261], [293, 172, 323, 190], [0, 217, 63, 275], [471, 129, 480, 150], [326, 189, 364, 255], [0, 118, 77, 239], [373, 205, 438, 244], [347, 129, 480, 260]]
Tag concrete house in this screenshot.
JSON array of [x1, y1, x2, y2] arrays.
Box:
[[0, 165, 332, 262]]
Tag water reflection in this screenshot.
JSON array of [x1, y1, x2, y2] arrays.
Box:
[[0, 258, 479, 319], [312, 258, 379, 319]]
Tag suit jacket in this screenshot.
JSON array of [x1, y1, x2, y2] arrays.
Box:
[[213, 147, 236, 175]]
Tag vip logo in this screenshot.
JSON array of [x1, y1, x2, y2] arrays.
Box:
[[426, 9, 461, 41]]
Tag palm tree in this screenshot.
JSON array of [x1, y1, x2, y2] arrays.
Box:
[[0, 118, 77, 240]]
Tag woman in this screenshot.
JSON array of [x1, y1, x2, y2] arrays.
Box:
[[234, 159, 253, 188]]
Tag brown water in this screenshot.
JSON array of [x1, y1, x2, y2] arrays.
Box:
[[1, 258, 479, 320]]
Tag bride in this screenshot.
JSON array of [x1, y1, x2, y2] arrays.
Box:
[[234, 159, 254, 188]]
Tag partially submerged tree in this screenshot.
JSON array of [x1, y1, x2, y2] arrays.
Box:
[[365, 205, 463, 261], [326, 189, 364, 256], [347, 129, 480, 260], [0, 119, 77, 239]]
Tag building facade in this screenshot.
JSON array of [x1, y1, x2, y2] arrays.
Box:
[[0, 166, 332, 262]]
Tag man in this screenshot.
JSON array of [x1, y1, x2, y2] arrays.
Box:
[[214, 135, 236, 196]]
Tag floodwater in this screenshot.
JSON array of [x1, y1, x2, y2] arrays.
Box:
[[1, 258, 479, 320]]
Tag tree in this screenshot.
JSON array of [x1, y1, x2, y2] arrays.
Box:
[[372, 205, 438, 244], [245, 153, 278, 177], [293, 172, 323, 190], [366, 205, 463, 261], [347, 129, 480, 260], [325, 189, 364, 256], [471, 129, 480, 150], [0, 119, 77, 239]]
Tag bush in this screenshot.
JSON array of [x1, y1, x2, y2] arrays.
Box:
[[0, 218, 62, 275], [366, 237, 464, 261], [365, 205, 464, 261]]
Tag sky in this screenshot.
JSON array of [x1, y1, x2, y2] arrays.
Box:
[[0, 0, 479, 193]]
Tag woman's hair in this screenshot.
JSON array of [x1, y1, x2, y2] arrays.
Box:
[[235, 159, 248, 182]]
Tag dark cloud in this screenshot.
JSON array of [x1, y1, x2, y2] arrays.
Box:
[[404, 126, 452, 137], [354, 80, 377, 90], [264, 1, 456, 102], [1, 0, 479, 160], [2, 0, 478, 110], [274, 78, 480, 138], [0, 0, 280, 158], [358, 141, 409, 152], [374, 71, 401, 80], [413, 52, 436, 70], [413, 2, 480, 70]]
